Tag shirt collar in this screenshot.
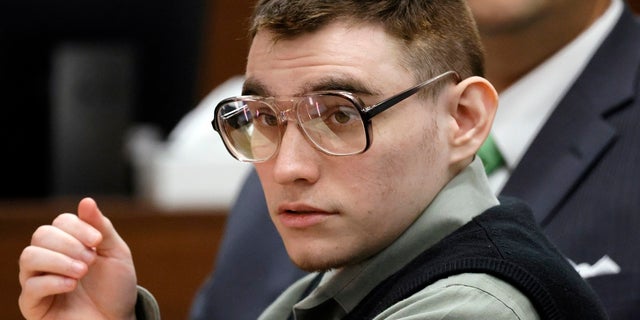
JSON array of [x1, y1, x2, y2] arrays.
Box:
[[293, 158, 499, 317]]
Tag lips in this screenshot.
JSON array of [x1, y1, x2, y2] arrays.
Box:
[[277, 203, 336, 229]]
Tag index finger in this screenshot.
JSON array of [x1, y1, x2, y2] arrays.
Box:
[[76, 197, 131, 259]]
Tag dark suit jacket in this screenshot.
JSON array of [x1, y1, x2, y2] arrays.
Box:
[[190, 5, 640, 320], [501, 6, 640, 319]]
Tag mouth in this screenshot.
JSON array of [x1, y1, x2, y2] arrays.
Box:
[[282, 208, 319, 214], [277, 203, 336, 228]]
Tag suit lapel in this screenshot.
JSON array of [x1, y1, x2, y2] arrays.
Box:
[[500, 7, 640, 225], [500, 90, 617, 225]]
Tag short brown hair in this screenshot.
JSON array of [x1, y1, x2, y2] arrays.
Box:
[[248, 0, 485, 83]]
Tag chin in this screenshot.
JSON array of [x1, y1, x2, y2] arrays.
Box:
[[289, 250, 353, 272], [291, 256, 340, 272]]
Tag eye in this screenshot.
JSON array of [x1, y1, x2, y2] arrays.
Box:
[[255, 108, 278, 127], [327, 105, 359, 125], [299, 94, 363, 129]]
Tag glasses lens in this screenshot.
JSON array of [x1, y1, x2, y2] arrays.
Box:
[[217, 99, 280, 161], [297, 94, 367, 155]]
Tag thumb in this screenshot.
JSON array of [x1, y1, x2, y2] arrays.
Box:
[[77, 197, 131, 259]]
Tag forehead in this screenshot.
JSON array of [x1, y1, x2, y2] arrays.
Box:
[[245, 21, 411, 96]]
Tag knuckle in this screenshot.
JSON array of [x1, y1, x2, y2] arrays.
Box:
[[30, 225, 53, 246], [52, 213, 77, 228], [19, 246, 38, 266]]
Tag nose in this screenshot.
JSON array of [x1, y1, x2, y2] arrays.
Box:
[[270, 122, 321, 185]]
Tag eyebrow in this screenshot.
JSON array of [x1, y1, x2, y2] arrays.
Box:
[[242, 75, 382, 98]]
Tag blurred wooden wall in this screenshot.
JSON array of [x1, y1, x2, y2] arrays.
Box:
[[196, 0, 254, 99], [630, 0, 640, 13]]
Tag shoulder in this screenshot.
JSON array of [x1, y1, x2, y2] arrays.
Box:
[[374, 273, 540, 320]]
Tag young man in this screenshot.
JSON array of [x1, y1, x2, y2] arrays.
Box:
[[193, 0, 640, 318], [18, 1, 608, 319]]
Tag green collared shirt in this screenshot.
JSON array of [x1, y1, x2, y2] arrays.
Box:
[[259, 158, 540, 320]]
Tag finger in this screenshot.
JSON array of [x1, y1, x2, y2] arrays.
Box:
[[77, 197, 131, 259], [19, 245, 89, 286], [30, 224, 98, 265], [19, 273, 77, 318], [50, 212, 103, 248]]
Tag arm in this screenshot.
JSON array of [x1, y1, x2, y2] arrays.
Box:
[[18, 197, 139, 320]]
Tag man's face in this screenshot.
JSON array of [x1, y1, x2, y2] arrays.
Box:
[[466, 0, 549, 34], [465, 0, 599, 35], [246, 21, 454, 272]]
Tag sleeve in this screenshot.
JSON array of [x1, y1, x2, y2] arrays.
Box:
[[135, 286, 161, 320]]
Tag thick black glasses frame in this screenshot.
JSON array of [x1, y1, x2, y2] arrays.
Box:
[[211, 70, 460, 159]]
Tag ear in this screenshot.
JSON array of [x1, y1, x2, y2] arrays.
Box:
[[446, 76, 498, 165]]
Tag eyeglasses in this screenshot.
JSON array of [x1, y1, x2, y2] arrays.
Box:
[[211, 70, 460, 162]]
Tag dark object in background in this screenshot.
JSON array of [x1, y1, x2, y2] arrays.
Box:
[[0, 0, 206, 198]]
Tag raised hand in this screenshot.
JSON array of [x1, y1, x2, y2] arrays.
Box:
[[18, 197, 138, 320]]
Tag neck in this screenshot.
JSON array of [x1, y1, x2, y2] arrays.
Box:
[[481, 1, 611, 92]]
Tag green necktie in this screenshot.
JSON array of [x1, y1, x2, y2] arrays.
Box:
[[477, 134, 504, 175]]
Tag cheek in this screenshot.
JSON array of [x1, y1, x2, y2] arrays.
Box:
[[374, 111, 442, 170], [368, 113, 447, 205], [253, 164, 278, 212]]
